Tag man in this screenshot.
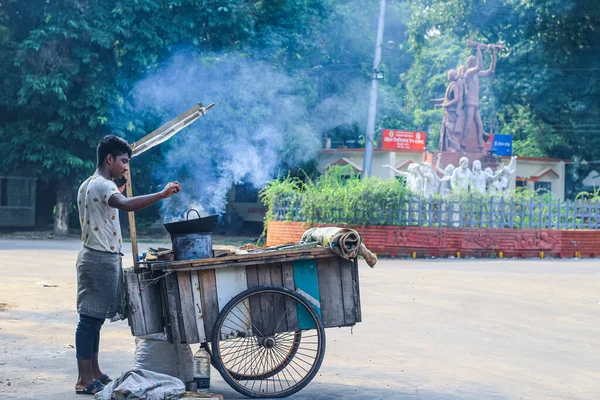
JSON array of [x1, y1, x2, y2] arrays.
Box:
[[75, 135, 181, 395], [461, 45, 496, 152]]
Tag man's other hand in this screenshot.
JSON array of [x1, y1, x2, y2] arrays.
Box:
[[161, 182, 181, 199]]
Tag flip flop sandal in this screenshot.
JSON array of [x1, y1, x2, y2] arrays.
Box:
[[97, 374, 112, 385], [75, 380, 104, 395]]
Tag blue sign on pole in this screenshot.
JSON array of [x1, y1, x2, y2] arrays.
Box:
[[490, 134, 513, 156]]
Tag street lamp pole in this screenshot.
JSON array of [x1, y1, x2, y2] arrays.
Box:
[[362, 0, 387, 178]]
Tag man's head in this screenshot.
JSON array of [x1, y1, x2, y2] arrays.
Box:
[[448, 69, 458, 82], [97, 135, 132, 180], [420, 162, 431, 173], [459, 157, 468, 170], [444, 164, 455, 177], [466, 55, 477, 68], [473, 160, 482, 172]]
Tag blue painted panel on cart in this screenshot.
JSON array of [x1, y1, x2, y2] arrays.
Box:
[[292, 259, 321, 329]]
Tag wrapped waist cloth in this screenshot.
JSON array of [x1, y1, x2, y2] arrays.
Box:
[[76, 246, 126, 321]]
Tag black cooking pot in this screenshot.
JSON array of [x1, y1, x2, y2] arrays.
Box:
[[163, 209, 219, 235]]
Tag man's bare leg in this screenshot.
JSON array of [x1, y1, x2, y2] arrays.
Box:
[[76, 359, 98, 391], [91, 352, 107, 381]]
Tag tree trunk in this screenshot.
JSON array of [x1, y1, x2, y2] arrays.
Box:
[[53, 180, 72, 236]]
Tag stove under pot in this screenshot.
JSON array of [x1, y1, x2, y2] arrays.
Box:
[[172, 232, 212, 261], [163, 210, 219, 261]]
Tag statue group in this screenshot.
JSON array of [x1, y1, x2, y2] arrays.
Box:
[[383, 154, 518, 198], [382, 39, 517, 198], [432, 40, 505, 153]]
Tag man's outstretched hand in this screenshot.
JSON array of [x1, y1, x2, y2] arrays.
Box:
[[161, 182, 181, 199]]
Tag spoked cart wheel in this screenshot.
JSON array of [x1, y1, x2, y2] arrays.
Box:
[[211, 286, 326, 398]]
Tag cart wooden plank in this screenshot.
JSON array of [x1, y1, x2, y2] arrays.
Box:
[[150, 247, 335, 272], [269, 263, 288, 333], [215, 266, 251, 339], [124, 269, 146, 335], [257, 264, 276, 335], [215, 266, 248, 311], [293, 259, 321, 330], [245, 265, 263, 336], [198, 269, 219, 341], [317, 257, 345, 328], [281, 261, 299, 331], [340, 258, 357, 325], [190, 272, 207, 343], [177, 271, 199, 344], [163, 273, 183, 344], [350, 258, 362, 323]]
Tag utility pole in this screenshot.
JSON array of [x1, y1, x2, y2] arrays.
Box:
[[362, 0, 387, 178]]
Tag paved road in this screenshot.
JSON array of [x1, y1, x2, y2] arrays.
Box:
[[1, 239, 599, 399]]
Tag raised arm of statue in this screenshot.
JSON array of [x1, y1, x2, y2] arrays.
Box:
[[436, 154, 445, 175], [491, 169, 503, 182], [383, 164, 409, 178], [479, 46, 496, 78], [507, 156, 518, 173]]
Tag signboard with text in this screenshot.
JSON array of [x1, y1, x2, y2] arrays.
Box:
[[381, 130, 426, 151], [483, 134, 513, 156]]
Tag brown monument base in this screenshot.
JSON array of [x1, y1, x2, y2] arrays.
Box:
[[424, 151, 501, 171]]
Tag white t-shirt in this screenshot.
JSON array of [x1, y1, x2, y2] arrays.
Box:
[[77, 174, 123, 253]]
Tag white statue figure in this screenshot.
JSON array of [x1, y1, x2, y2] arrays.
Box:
[[383, 163, 423, 193], [450, 156, 471, 192], [493, 156, 518, 195], [470, 160, 497, 195], [436, 153, 456, 198], [484, 167, 496, 194], [417, 162, 439, 198]]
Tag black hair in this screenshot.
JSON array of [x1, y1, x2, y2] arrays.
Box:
[[96, 135, 132, 167]]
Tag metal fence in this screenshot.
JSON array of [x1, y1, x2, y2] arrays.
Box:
[[272, 195, 600, 230]]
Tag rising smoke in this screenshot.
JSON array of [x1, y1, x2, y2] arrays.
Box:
[[132, 51, 369, 221]]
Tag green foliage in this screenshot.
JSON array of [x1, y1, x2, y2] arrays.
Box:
[[262, 166, 598, 229], [261, 165, 411, 225]]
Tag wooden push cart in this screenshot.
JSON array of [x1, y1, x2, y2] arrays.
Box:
[[125, 246, 362, 398]]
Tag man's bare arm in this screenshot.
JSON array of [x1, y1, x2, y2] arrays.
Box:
[[108, 182, 181, 212]]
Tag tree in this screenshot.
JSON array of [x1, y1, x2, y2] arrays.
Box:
[[0, 0, 338, 234], [404, 0, 600, 194]]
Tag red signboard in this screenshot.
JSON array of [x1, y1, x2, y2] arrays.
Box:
[[381, 130, 426, 150]]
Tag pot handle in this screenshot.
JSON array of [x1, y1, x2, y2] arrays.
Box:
[[184, 209, 201, 220]]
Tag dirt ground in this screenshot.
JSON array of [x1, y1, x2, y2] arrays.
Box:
[[1, 239, 599, 400]]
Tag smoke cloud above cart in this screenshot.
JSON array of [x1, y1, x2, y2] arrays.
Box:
[[131, 52, 369, 221]]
